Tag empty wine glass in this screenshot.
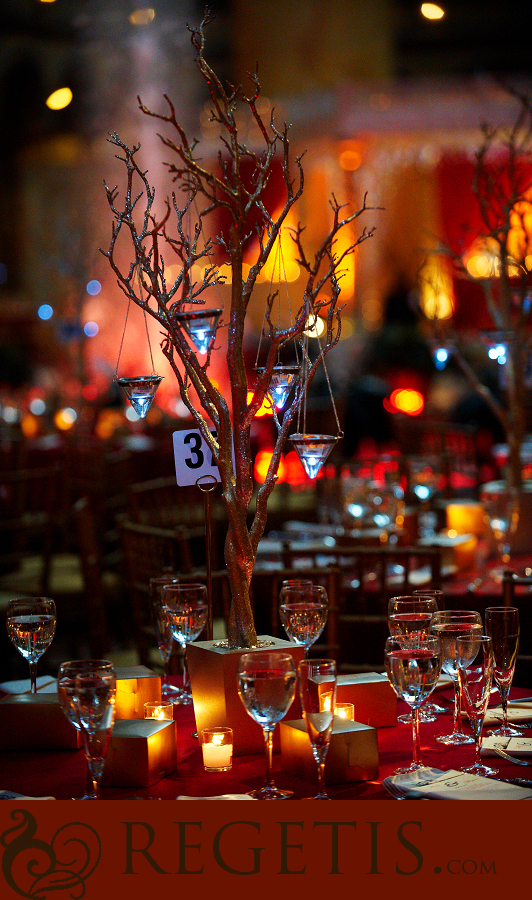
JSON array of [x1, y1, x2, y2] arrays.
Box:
[[6, 598, 56, 693], [430, 609, 483, 745], [456, 634, 497, 776], [485, 606, 521, 737], [57, 659, 115, 800], [298, 658, 337, 799], [237, 650, 297, 799], [409, 454, 440, 538], [71, 664, 116, 800], [149, 575, 183, 702], [279, 582, 328, 658], [483, 488, 520, 582], [161, 582, 208, 704], [385, 634, 441, 774], [388, 595, 438, 723]]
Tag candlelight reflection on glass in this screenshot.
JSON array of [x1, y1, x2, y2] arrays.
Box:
[[202, 727, 233, 772], [144, 701, 174, 721]]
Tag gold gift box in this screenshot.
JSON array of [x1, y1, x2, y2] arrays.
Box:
[[101, 719, 177, 788], [335, 673, 397, 727], [280, 717, 379, 785], [115, 666, 162, 719], [0, 692, 82, 750]]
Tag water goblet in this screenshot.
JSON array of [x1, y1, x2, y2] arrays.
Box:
[[72, 669, 116, 800], [6, 598, 56, 694], [384, 634, 441, 774], [57, 659, 116, 800], [485, 606, 521, 737], [409, 454, 440, 538], [279, 582, 328, 659], [388, 594, 438, 723], [456, 634, 498, 776], [237, 650, 297, 799], [298, 658, 337, 799], [161, 582, 208, 704], [149, 575, 184, 702], [430, 609, 483, 745]]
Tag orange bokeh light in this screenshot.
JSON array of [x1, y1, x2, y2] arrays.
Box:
[[384, 388, 425, 416], [254, 449, 287, 483], [247, 391, 273, 417]]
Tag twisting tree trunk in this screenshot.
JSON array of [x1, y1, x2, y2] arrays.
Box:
[[102, 11, 377, 647]]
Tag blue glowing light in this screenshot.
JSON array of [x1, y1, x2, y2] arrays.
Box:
[[86, 280, 101, 296], [84, 321, 99, 337], [38, 304, 54, 320]]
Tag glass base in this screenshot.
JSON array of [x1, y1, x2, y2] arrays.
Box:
[[398, 709, 437, 724], [393, 761, 425, 775], [173, 690, 194, 706], [249, 786, 293, 799], [487, 724, 523, 737], [436, 731, 475, 745], [162, 683, 183, 701], [302, 792, 331, 800], [425, 701, 448, 715], [461, 762, 499, 776]]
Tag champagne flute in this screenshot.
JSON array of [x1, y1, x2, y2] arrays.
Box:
[[485, 606, 521, 737], [161, 582, 208, 704], [385, 634, 441, 774], [388, 595, 438, 723], [237, 650, 297, 799], [430, 609, 483, 745], [71, 667, 116, 800], [149, 575, 183, 702], [6, 598, 56, 693], [298, 658, 337, 799], [57, 659, 115, 799], [279, 583, 328, 658], [456, 634, 497, 776]]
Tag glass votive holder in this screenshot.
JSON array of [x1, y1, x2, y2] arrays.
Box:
[[202, 727, 233, 772], [335, 702, 355, 721], [144, 701, 174, 721]]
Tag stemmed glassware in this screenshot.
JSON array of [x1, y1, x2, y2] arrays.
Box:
[[430, 609, 483, 745], [384, 634, 441, 774], [409, 454, 440, 538], [6, 598, 56, 694], [237, 650, 297, 799], [279, 582, 328, 659], [456, 634, 497, 776], [485, 606, 521, 737], [483, 488, 520, 582], [57, 659, 116, 799], [161, 583, 208, 705], [388, 595, 438, 723], [149, 575, 183, 702], [298, 658, 337, 799]]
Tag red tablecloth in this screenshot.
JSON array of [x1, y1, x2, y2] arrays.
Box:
[[1, 683, 531, 800]]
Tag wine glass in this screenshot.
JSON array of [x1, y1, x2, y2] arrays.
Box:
[[483, 488, 520, 582], [412, 588, 447, 714], [388, 595, 438, 723], [409, 454, 440, 538], [485, 606, 521, 737], [149, 575, 184, 702], [57, 659, 115, 800], [298, 658, 337, 799], [6, 598, 56, 694], [161, 582, 208, 705], [237, 650, 297, 799], [430, 609, 483, 745], [71, 666, 116, 800], [279, 583, 328, 659], [384, 634, 441, 774], [456, 634, 497, 776]]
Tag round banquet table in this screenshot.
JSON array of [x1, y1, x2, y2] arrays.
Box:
[[1, 681, 531, 801]]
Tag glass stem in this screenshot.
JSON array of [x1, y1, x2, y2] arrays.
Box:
[[411, 707, 421, 766], [263, 727, 276, 790], [452, 676, 464, 734], [29, 662, 37, 694], [85, 755, 103, 799], [182, 649, 189, 692], [498, 681, 510, 729]]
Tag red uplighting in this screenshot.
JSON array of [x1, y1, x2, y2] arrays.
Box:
[[254, 449, 287, 483], [384, 388, 425, 416]]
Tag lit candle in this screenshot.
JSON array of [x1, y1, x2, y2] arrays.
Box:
[[335, 702, 355, 721], [202, 727, 233, 772], [144, 701, 174, 721], [446, 502, 486, 537]]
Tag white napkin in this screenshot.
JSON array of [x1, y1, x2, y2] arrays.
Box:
[[383, 767, 532, 800], [177, 794, 257, 800], [481, 735, 532, 757], [0, 677, 56, 694], [483, 703, 532, 726], [0, 791, 55, 800]]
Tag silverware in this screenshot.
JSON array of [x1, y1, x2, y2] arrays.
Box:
[[493, 717, 532, 731], [494, 747, 532, 766]]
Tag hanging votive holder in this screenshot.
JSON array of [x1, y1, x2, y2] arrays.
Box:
[[256, 365, 299, 410], [173, 308, 222, 355], [116, 375, 163, 418], [290, 434, 338, 479]]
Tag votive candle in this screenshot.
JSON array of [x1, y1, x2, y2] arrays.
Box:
[[144, 701, 174, 721], [335, 702, 355, 721], [202, 727, 233, 772]]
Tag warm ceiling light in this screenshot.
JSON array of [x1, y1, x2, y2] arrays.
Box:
[[421, 3, 445, 19], [45, 87, 72, 110], [129, 8, 156, 26]]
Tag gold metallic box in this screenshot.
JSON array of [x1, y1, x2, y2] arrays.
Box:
[[187, 637, 304, 756], [115, 666, 162, 719], [280, 716, 379, 785], [335, 673, 397, 727], [101, 719, 177, 788], [0, 692, 82, 750]]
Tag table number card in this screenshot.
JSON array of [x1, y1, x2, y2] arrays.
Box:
[[173, 428, 221, 486]]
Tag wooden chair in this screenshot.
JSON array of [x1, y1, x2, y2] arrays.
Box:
[[502, 569, 532, 685]]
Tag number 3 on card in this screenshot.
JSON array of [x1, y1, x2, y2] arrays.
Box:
[[173, 428, 220, 486]]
